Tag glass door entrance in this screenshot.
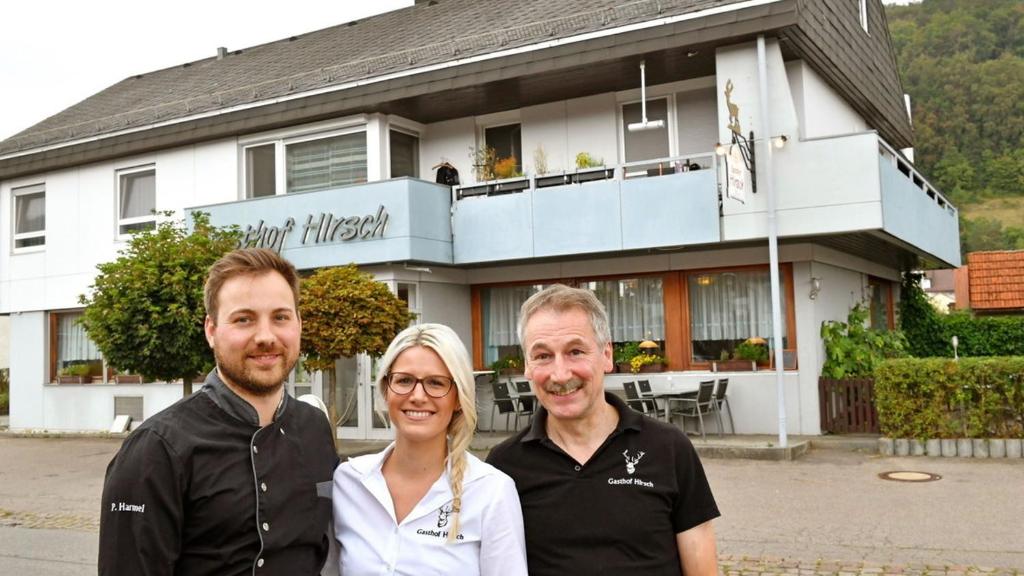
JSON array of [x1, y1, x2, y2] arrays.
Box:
[[334, 355, 393, 441]]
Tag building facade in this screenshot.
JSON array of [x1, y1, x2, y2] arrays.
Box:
[[0, 0, 960, 437]]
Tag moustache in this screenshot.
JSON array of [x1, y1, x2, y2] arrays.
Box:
[[544, 378, 583, 395]]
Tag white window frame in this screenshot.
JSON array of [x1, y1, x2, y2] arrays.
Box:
[[617, 95, 678, 164], [238, 115, 370, 199], [12, 183, 46, 253], [116, 164, 157, 239], [385, 115, 424, 180], [859, 0, 869, 34]]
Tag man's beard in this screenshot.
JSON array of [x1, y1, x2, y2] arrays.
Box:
[[214, 344, 297, 397]]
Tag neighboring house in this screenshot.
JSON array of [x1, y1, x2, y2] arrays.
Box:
[[0, 0, 960, 436], [922, 269, 956, 313], [953, 251, 1024, 314]]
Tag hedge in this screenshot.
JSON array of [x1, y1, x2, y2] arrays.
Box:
[[0, 391, 7, 416], [874, 357, 1024, 439]]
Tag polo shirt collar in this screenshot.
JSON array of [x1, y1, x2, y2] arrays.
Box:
[[521, 391, 643, 443], [200, 369, 288, 427]]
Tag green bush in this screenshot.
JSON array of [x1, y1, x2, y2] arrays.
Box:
[[899, 272, 1024, 357], [0, 393, 7, 416], [0, 368, 8, 394], [874, 357, 1024, 439], [821, 304, 907, 378]]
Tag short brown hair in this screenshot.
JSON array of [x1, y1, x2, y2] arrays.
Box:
[[204, 248, 300, 323], [517, 284, 611, 350]]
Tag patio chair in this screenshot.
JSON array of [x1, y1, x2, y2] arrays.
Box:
[[512, 379, 536, 428], [637, 379, 666, 419], [490, 381, 519, 432], [668, 379, 718, 439], [713, 378, 735, 434], [622, 381, 653, 416]]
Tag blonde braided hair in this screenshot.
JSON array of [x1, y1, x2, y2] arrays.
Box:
[[375, 323, 478, 543]]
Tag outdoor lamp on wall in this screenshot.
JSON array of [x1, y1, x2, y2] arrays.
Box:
[[809, 277, 822, 300]]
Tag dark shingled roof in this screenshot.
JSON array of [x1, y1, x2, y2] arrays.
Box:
[[0, 0, 738, 155]]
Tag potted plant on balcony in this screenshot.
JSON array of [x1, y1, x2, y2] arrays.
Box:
[[630, 352, 666, 374], [57, 364, 91, 384], [489, 354, 524, 379], [614, 341, 641, 373]]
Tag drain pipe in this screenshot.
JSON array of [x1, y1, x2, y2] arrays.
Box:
[[758, 34, 788, 448]]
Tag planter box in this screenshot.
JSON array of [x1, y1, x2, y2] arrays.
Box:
[[56, 375, 89, 384], [1006, 439, 1022, 458], [114, 375, 144, 384], [941, 439, 957, 457], [615, 363, 632, 374], [956, 438, 973, 458], [638, 363, 664, 374], [989, 439, 1006, 458], [713, 360, 755, 372]]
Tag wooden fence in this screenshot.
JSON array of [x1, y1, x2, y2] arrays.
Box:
[[819, 377, 879, 434]]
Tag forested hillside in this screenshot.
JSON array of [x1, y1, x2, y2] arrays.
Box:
[[886, 0, 1024, 253]]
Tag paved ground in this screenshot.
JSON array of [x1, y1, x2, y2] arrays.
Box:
[[0, 436, 1020, 575]]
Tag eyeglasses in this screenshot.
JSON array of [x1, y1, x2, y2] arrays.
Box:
[[385, 372, 455, 398]]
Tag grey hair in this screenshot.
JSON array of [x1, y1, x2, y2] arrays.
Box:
[[516, 284, 611, 350]]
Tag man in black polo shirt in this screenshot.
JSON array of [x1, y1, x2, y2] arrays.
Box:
[[487, 284, 719, 576], [99, 248, 339, 576]]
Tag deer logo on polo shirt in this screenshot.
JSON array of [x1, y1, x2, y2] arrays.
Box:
[[437, 504, 454, 528], [623, 449, 645, 474]]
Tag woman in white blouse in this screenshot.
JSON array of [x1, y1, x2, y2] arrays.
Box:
[[332, 323, 528, 576]]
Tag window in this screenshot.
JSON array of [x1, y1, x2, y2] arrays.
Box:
[[481, 284, 546, 366], [50, 311, 103, 382], [583, 277, 665, 347], [868, 278, 893, 330], [622, 98, 670, 162], [118, 167, 156, 235], [397, 282, 420, 325], [859, 0, 869, 33], [389, 130, 419, 178], [286, 132, 367, 194], [688, 269, 788, 363], [13, 184, 45, 249], [245, 144, 277, 198], [484, 124, 522, 175]]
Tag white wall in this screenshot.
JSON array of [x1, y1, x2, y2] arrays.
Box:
[[0, 138, 238, 315], [787, 60, 867, 140], [8, 312, 46, 429], [0, 316, 8, 368], [420, 116, 475, 186], [40, 383, 183, 431]]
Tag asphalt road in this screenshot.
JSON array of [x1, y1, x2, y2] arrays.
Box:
[[0, 436, 1021, 575]]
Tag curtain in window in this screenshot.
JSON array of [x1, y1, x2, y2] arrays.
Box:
[[389, 130, 419, 178], [57, 313, 101, 366], [15, 191, 45, 233], [120, 171, 155, 219], [287, 132, 367, 193], [484, 285, 542, 347], [689, 270, 783, 340], [587, 278, 664, 341]]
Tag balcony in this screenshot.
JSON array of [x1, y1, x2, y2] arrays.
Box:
[[721, 132, 960, 267], [188, 178, 454, 269], [451, 155, 721, 265]]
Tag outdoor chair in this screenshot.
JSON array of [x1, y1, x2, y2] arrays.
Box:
[[668, 379, 718, 439], [490, 380, 520, 432], [637, 379, 666, 419], [713, 378, 735, 434], [622, 381, 652, 416], [512, 379, 536, 428]]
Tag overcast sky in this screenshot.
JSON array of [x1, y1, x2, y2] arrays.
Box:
[[0, 1, 413, 142], [0, 0, 920, 143]]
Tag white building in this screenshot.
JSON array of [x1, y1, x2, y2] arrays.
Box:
[[0, 0, 960, 438]]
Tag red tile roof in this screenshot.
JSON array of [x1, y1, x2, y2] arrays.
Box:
[[967, 251, 1024, 311]]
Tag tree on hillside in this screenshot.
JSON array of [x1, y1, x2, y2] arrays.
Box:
[[79, 212, 240, 396], [887, 0, 1024, 250], [299, 265, 414, 430]]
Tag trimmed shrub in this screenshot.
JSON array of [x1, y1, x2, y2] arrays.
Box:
[[875, 357, 1024, 439]]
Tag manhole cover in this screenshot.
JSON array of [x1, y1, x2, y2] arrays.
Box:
[[878, 471, 942, 482]]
